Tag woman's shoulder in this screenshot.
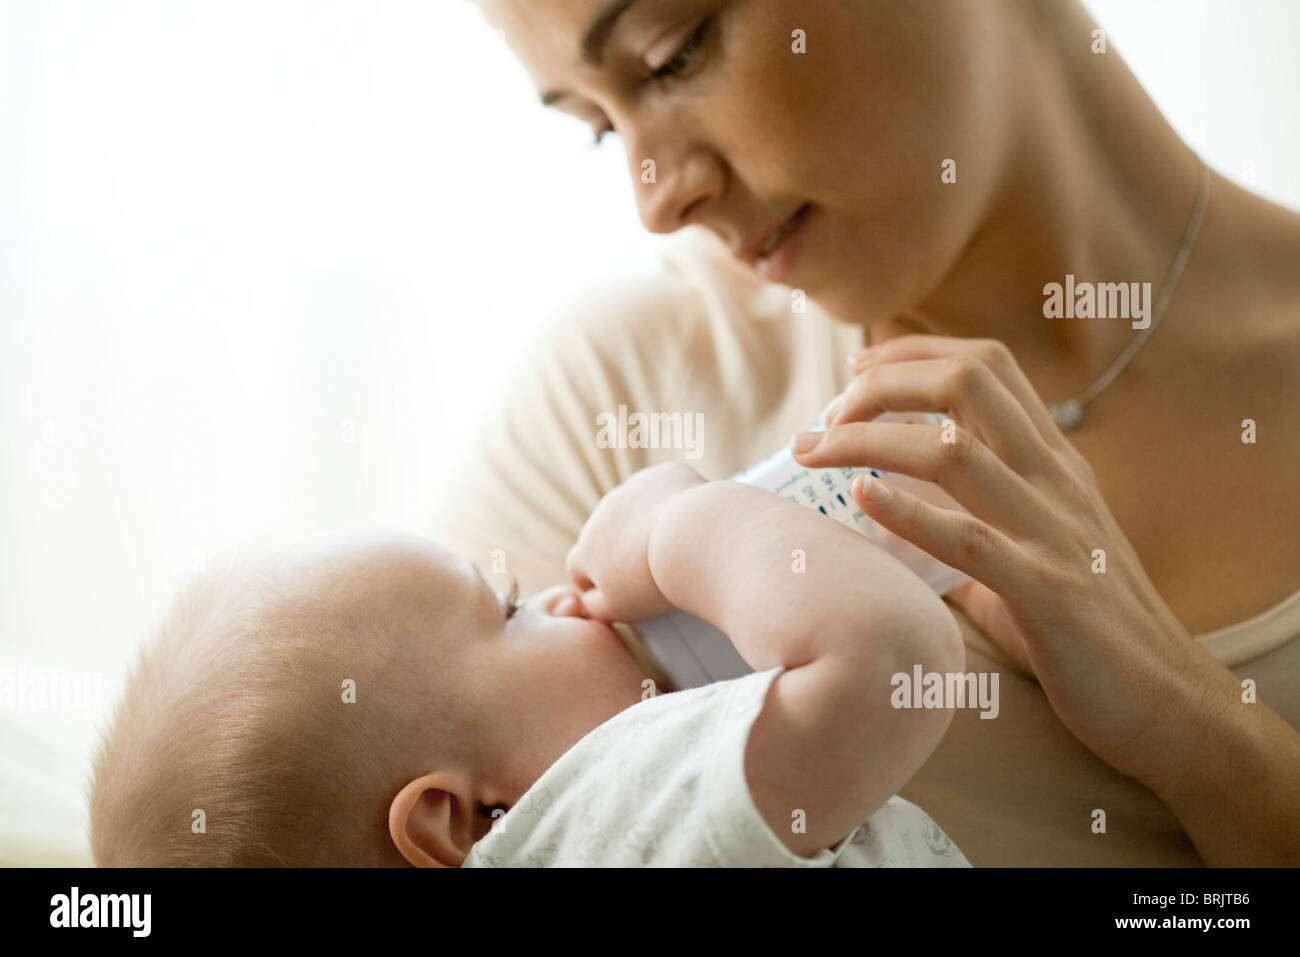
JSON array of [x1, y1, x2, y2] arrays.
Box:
[[503, 228, 863, 481], [520, 229, 855, 423]]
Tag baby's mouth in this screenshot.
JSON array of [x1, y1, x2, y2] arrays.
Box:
[[609, 622, 676, 693]]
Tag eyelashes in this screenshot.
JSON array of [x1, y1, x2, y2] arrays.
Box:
[[589, 14, 719, 148], [502, 576, 523, 620], [647, 14, 715, 83]]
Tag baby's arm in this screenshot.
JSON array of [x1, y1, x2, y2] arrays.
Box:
[[647, 480, 965, 858]]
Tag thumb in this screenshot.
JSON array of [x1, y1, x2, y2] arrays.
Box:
[[565, 544, 594, 593], [579, 588, 619, 623]]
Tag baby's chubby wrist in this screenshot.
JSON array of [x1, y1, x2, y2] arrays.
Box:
[[645, 480, 792, 630], [646, 479, 732, 601]]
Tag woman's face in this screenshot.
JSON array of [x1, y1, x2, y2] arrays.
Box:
[[480, 0, 1013, 325]]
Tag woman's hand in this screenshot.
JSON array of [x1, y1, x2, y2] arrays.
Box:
[[793, 334, 1231, 792], [565, 462, 708, 624]]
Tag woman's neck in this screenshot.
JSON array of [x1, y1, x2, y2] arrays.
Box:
[[898, 2, 1213, 404]]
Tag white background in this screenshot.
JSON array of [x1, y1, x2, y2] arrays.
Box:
[[1, 0, 1297, 863]]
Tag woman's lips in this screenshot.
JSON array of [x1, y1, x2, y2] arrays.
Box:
[[755, 203, 815, 284]]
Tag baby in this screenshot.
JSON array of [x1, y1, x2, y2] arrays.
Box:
[[89, 463, 970, 867]]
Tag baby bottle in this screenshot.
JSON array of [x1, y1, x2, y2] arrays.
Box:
[[612, 411, 970, 692]]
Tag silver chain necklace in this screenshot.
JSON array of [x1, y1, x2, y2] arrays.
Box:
[[1048, 158, 1211, 431]]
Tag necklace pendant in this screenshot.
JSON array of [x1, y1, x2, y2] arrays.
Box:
[[1049, 398, 1084, 432]]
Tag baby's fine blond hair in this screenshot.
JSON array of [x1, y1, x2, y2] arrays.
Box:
[[89, 551, 446, 867]]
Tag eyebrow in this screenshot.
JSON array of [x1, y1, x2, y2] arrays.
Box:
[[539, 0, 643, 107]]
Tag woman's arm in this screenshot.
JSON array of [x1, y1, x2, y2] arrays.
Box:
[[1149, 654, 1300, 865]]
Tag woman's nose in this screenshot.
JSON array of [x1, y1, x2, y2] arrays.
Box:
[[625, 133, 723, 234]]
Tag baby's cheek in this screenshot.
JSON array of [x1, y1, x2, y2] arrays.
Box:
[[596, 635, 659, 707]]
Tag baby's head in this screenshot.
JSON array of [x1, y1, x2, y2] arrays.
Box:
[[89, 532, 650, 867]]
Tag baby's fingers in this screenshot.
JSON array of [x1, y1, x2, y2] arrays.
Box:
[[578, 588, 618, 623], [565, 544, 594, 593], [850, 473, 1022, 599]]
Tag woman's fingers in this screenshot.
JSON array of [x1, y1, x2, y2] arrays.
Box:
[[795, 420, 1047, 537], [852, 335, 1070, 453], [850, 471, 1026, 599], [827, 352, 1052, 478]]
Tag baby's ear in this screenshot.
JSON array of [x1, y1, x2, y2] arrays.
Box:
[[387, 772, 478, 868]]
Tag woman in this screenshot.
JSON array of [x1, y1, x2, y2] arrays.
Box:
[[432, 0, 1300, 864]]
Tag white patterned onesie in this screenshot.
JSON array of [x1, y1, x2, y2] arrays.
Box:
[[463, 666, 970, 867]]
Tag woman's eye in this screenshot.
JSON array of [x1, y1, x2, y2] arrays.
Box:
[[647, 15, 715, 82], [575, 15, 717, 150]]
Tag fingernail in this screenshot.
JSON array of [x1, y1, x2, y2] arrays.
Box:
[[790, 432, 822, 454], [860, 473, 892, 503], [819, 395, 844, 426]]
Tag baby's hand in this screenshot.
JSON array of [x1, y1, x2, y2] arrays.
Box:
[[566, 463, 707, 623]]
